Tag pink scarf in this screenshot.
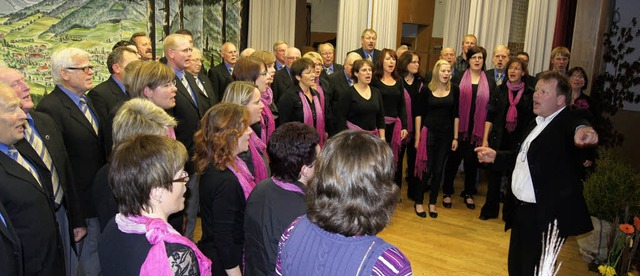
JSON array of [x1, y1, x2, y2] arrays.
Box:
[[115, 214, 212, 276], [458, 70, 490, 145], [298, 90, 326, 146], [414, 126, 428, 180], [271, 177, 304, 195], [227, 156, 257, 199], [248, 132, 268, 183], [167, 127, 176, 140], [505, 81, 525, 132], [260, 87, 276, 144], [384, 116, 402, 163], [346, 121, 380, 137], [403, 88, 413, 134]]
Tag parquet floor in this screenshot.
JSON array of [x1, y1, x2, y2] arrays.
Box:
[[194, 171, 598, 275]]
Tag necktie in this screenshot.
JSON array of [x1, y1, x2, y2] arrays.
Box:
[[229, 67, 234, 75], [25, 123, 62, 205], [325, 66, 332, 75], [0, 211, 5, 227], [195, 77, 207, 97], [7, 146, 41, 187], [79, 97, 98, 134], [181, 74, 198, 107], [496, 73, 503, 86], [366, 54, 372, 62]]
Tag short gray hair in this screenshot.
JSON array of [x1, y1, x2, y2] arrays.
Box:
[[51, 47, 90, 85], [112, 98, 177, 146]]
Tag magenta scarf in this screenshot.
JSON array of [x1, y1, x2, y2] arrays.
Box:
[[505, 81, 525, 132], [248, 132, 268, 183], [167, 127, 176, 140], [346, 120, 380, 137], [314, 78, 326, 109], [298, 90, 326, 146], [414, 126, 428, 180], [115, 214, 212, 275], [458, 70, 490, 145], [271, 177, 304, 195], [227, 156, 257, 199], [260, 87, 276, 144], [384, 116, 402, 163]]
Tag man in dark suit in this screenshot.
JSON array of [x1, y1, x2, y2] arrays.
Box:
[[272, 46, 301, 103], [0, 199, 22, 276], [475, 71, 598, 275], [516, 51, 538, 90], [208, 42, 237, 99], [273, 40, 288, 71], [485, 45, 510, 88], [0, 84, 65, 276], [318, 43, 344, 78], [1, 67, 87, 276], [88, 46, 139, 154], [349, 29, 381, 63], [187, 48, 217, 105], [36, 47, 106, 275], [130, 32, 153, 61], [327, 52, 362, 135]]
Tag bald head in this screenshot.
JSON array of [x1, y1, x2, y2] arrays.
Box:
[[0, 68, 34, 113], [492, 45, 510, 70], [440, 47, 456, 64], [343, 52, 363, 76], [284, 47, 301, 68], [221, 42, 238, 66], [164, 34, 192, 70]]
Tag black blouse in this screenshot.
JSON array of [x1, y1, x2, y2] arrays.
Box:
[[371, 78, 407, 128], [335, 85, 385, 132]]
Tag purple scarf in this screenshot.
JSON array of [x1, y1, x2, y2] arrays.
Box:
[[384, 116, 402, 163], [271, 177, 304, 195], [403, 88, 413, 134], [314, 78, 326, 109], [115, 214, 212, 275], [414, 126, 428, 180], [227, 156, 257, 199], [505, 81, 525, 132], [458, 70, 490, 145], [298, 90, 326, 146], [346, 120, 380, 137], [248, 132, 268, 183]]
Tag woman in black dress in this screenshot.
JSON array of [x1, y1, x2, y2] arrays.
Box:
[[479, 57, 534, 220], [414, 59, 458, 218], [277, 57, 327, 145], [397, 50, 425, 200], [334, 59, 385, 138], [371, 48, 408, 188], [443, 46, 495, 209]]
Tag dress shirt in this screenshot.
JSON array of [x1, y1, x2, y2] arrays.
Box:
[[511, 107, 565, 203], [0, 212, 5, 226], [57, 85, 99, 123], [224, 62, 234, 75], [111, 76, 127, 95]]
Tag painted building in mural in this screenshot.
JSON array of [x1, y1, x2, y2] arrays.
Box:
[[0, 0, 242, 102]]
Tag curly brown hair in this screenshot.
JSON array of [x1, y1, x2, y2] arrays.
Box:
[[193, 102, 251, 173]]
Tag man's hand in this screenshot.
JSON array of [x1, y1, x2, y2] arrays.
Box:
[[474, 146, 496, 163], [575, 126, 598, 147]]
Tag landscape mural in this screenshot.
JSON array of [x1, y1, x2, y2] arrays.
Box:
[[0, 0, 243, 103]]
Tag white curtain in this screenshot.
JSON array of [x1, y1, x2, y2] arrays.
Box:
[[443, 0, 471, 57], [247, 0, 296, 52], [371, 0, 399, 51], [524, 0, 558, 75], [335, 0, 370, 64], [467, 0, 513, 69]]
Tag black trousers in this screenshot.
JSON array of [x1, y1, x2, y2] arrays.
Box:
[[480, 171, 505, 217], [414, 132, 450, 205], [442, 139, 479, 196], [386, 123, 406, 189], [405, 137, 418, 200]]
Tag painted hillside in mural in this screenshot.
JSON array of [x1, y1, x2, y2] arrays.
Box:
[[0, 0, 242, 101]]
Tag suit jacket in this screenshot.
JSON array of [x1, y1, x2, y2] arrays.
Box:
[[320, 63, 344, 80], [523, 74, 538, 91], [327, 70, 351, 135], [15, 111, 85, 248], [485, 69, 506, 88], [196, 71, 218, 106], [36, 86, 106, 218], [349, 47, 381, 62], [493, 108, 593, 237], [0, 146, 64, 275], [169, 73, 212, 173], [272, 67, 294, 104], [207, 63, 233, 100], [0, 201, 22, 276], [88, 76, 130, 155]]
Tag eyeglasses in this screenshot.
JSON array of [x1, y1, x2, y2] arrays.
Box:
[[172, 171, 189, 183], [259, 71, 269, 76], [173, 48, 193, 53], [314, 63, 323, 68], [160, 79, 177, 88], [570, 75, 585, 80], [286, 56, 300, 61], [66, 66, 95, 73], [470, 56, 483, 61]]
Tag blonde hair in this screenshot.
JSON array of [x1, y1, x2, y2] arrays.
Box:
[[129, 61, 175, 98], [112, 98, 177, 146], [428, 60, 452, 91]]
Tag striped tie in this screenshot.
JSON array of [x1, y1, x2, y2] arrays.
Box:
[[181, 74, 198, 107], [496, 73, 503, 86], [25, 123, 62, 204], [7, 146, 41, 187], [79, 97, 98, 134]]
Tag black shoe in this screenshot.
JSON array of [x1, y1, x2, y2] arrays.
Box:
[[428, 204, 438, 218], [442, 194, 452, 208], [464, 195, 476, 210], [479, 214, 498, 220], [414, 204, 427, 218]]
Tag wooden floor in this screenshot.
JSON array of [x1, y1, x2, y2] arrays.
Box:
[[194, 171, 598, 275]]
